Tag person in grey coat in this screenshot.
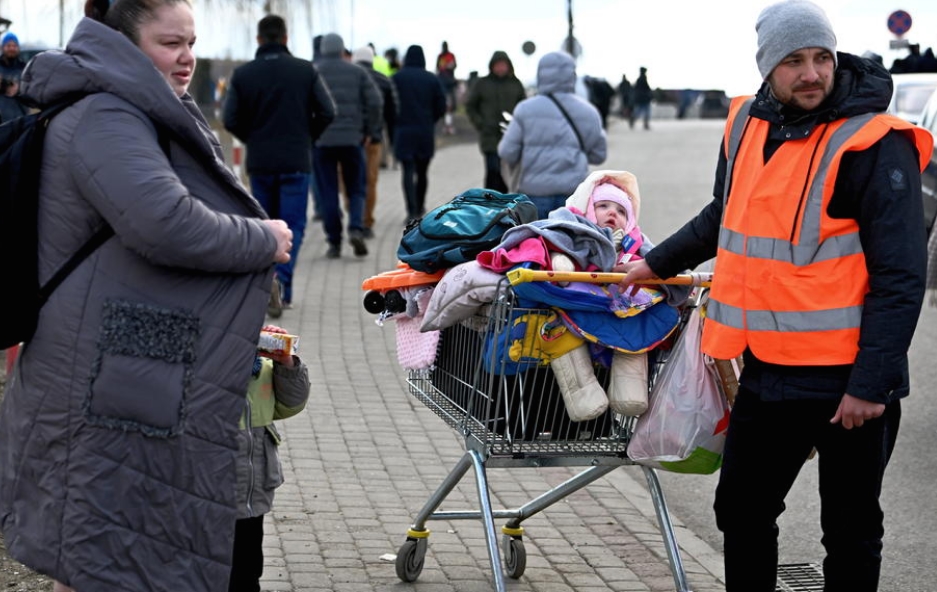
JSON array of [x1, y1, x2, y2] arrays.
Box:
[[0, 1, 293, 591], [498, 51, 607, 218], [313, 32, 383, 259]]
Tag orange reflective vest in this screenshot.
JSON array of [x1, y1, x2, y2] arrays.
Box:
[[701, 95, 933, 365]]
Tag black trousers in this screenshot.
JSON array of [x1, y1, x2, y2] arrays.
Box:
[[400, 157, 431, 220], [229, 515, 265, 592], [483, 151, 508, 193], [714, 387, 900, 592]]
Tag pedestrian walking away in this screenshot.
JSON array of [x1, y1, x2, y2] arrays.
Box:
[[630, 66, 652, 130], [436, 40, 458, 134], [224, 14, 336, 314], [353, 45, 398, 239], [617, 73, 633, 120], [619, 1, 933, 590], [498, 51, 606, 219], [0, 1, 296, 591], [391, 44, 447, 223], [465, 50, 527, 193], [312, 32, 382, 259], [228, 324, 310, 592]]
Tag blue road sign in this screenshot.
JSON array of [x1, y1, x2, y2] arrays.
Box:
[[888, 10, 912, 36]]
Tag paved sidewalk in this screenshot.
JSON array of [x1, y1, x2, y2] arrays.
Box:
[[263, 120, 727, 592]]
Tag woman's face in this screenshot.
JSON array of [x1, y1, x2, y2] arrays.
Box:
[[136, 2, 196, 97]]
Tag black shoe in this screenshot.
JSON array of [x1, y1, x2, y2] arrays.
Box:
[[326, 244, 340, 259], [362, 228, 375, 239], [349, 231, 368, 257]]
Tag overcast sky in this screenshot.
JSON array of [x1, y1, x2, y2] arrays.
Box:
[[3, 0, 936, 96]]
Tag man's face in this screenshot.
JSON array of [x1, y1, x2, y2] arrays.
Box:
[[492, 60, 510, 77], [767, 47, 835, 112], [2, 41, 19, 60]]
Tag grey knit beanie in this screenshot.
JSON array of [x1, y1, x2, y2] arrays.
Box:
[[755, 0, 837, 79]]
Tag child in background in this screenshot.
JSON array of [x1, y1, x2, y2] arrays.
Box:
[[549, 171, 652, 420], [229, 325, 310, 592]]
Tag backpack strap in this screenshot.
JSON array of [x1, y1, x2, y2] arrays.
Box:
[[545, 93, 586, 152]]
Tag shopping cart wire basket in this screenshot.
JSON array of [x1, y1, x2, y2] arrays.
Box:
[[394, 271, 712, 592]]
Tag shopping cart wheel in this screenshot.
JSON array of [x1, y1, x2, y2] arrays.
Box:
[[502, 535, 527, 579], [395, 538, 427, 582]]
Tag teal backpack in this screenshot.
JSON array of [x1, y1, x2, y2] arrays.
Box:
[[397, 188, 538, 273]]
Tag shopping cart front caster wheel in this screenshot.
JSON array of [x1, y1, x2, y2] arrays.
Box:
[[502, 535, 527, 579], [395, 538, 427, 582]]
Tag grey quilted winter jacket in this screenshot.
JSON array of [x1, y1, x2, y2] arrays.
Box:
[[0, 18, 278, 592], [497, 51, 607, 198]]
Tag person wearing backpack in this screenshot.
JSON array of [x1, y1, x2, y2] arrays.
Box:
[[0, 1, 293, 592]]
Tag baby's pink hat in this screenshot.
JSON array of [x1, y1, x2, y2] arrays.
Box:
[[588, 183, 634, 226], [591, 183, 631, 211]]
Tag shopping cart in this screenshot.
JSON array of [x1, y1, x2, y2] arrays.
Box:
[[393, 270, 712, 592]]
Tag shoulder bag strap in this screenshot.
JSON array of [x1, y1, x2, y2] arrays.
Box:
[[545, 93, 585, 152]]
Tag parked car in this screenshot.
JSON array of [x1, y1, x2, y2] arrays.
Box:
[[918, 88, 937, 237], [887, 72, 937, 125], [698, 90, 730, 119]]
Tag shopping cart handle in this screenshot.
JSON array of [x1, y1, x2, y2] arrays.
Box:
[[505, 267, 712, 287]]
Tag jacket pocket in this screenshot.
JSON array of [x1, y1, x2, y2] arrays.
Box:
[[262, 427, 283, 490], [85, 299, 199, 438]]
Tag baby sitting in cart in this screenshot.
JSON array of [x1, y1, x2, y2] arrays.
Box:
[[551, 171, 656, 420], [480, 170, 680, 422]]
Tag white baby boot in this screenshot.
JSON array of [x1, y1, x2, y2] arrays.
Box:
[[551, 344, 608, 422], [608, 351, 648, 416]]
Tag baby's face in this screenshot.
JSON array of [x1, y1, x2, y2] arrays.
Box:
[[594, 201, 629, 231]]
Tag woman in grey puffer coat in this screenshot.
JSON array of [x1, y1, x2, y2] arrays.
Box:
[[498, 51, 607, 218], [0, 1, 293, 591]]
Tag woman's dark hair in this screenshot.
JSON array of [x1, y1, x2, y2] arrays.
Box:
[[83, 0, 191, 44]]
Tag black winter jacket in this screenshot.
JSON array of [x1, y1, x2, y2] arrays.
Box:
[[223, 44, 335, 174], [391, 45, 446, 161], [645, 52, 928, 405]]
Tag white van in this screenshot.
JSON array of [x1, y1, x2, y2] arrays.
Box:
[[887, 72, 937, 125]]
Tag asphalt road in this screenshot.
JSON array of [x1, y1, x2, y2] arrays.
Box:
[[606, 117, 937, 592]]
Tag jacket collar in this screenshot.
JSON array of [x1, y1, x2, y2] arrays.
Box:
[[255, 43, 291, 59]]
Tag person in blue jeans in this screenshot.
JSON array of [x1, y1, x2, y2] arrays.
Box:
[[248, 173, 311, 308], [313, 32, 382, 258], [224, 15, 335, 314]]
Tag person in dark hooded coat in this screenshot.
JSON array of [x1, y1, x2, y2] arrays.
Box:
[[464, 50, 527, 192], [391, 45, 446, 222]]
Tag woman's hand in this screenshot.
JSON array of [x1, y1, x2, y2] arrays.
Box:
[[264, 220, 293, 263]]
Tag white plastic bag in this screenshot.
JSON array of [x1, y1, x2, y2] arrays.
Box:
[[627, 306, 730, 474]]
